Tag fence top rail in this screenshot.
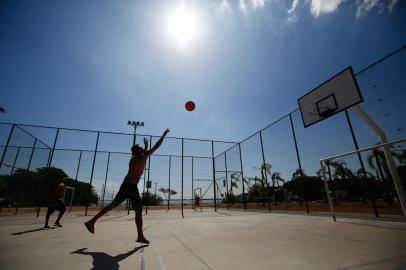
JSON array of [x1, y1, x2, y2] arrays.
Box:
[[320, 137, 406, 163], [0, 122, 238, 144], [0, 145, 215, 159]]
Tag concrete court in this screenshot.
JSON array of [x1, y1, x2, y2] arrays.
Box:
[[1, 209, 406, 270]]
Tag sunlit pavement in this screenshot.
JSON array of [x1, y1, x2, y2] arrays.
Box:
[[1, 209, 406, 270]]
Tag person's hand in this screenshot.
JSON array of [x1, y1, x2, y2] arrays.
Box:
[[143, 138, 148, 147], [164, 128, 170, 135]]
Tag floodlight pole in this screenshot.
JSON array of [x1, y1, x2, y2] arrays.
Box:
[[127, 120, 144, 146], [353, 105, 406, 217]]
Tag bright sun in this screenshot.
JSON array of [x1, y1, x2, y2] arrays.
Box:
[[165, 2, 201, 48]]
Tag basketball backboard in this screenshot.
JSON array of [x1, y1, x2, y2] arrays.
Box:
[[298, 66, 363, 128]]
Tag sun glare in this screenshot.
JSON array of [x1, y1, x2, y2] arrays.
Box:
[[165, 2, 201, 48]]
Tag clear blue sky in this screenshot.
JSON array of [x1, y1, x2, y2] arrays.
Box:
[[1, 0, 405, 142]]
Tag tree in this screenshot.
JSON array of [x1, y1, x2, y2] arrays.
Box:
[[141, 192, 163, 206], [158, 187, 177, 205], [329, 161, 354, 180], [230, 173, 249, 191], [0, 167, 99, 207], [292, 168, 307, 180], [271, 172, 285, 188], [367, 146, 406, 205]]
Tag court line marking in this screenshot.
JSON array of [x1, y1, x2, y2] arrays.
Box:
[[160, 223, 213, 270], [148, 230, 169, 270]]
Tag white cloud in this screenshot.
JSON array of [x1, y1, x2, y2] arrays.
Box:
[[239, 0, 247, 13], [356, 0, 379, 17], [310, 0, 347, 17], [214, 0, 399, 21], [219, 0, 231, 11], [288, 0, 300, 22], [388, 0, 398, 12], [251, 0, 266, 9], [356, 0, 399, 17]]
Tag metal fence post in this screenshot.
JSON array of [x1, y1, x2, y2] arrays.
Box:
[[27, 139, 37, 171], [168, 155, 171, 211], [10, 146, 21, 175], [289, 113, 309, 214], [101, 152, 110, 208], [146, 136, 152, 215], [47, 128, 60, 167], [212, 140, 217, 211], [181, 138, 184, 218], [259, 131, 271, 211], [192, 156, 194, 209], [238, 143, 246, 209], [224, 152, 229, 209], [74, 150, 83, 207], [0, 124, 15, 171], [85, 131, 100, 216]]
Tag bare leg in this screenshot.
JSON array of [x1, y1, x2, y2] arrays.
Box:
[[54, 209, 65, 226], [135, 209, 149, 244], [84, 204, 117, 233], [44, 209, 53, 228]]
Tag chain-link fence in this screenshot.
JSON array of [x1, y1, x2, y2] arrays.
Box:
[[1, 45, 405, 219], [214, 45, 406, 218], [0, 124, 236, 217]]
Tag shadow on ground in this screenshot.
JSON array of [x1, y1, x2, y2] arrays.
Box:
[[71, 245, 148, 270], [11, 227, 56, 235]]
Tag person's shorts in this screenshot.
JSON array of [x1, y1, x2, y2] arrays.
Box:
[[47, 199, 66, 212], [112, 182, 143, 211]]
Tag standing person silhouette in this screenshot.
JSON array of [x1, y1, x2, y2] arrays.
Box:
[[44, 177, 66, 228], [84, 128, 170, 244]]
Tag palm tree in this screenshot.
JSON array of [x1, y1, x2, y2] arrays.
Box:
[[367, 146, 406, 206], [230, 173, 239, 191], [292, 168, 306, 180], [271, 172, 285, 188], [367, 147, 406, 181], [356, 168, 374, 178], [329, 160, 354, 179]]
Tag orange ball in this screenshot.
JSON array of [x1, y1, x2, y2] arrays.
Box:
[[185, 101, 195, 111]]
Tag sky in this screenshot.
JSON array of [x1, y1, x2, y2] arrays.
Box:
[[1, 0, 405, 142], [1, 0, 406, 199]]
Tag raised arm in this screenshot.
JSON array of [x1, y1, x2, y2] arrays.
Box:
[[145, 129, 170, 156]]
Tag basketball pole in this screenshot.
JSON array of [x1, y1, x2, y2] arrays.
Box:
[[344, 110, 379, 217], [353, 105, 406, 217]]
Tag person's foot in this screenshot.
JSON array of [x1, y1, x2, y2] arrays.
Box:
[[84, 221, 94, 234], [43, 225, 51, 229], [54, 223, 62, 227], [136, 236, 150, 244]]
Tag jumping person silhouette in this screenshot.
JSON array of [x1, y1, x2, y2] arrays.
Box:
[[84, 129, 169, 244]]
